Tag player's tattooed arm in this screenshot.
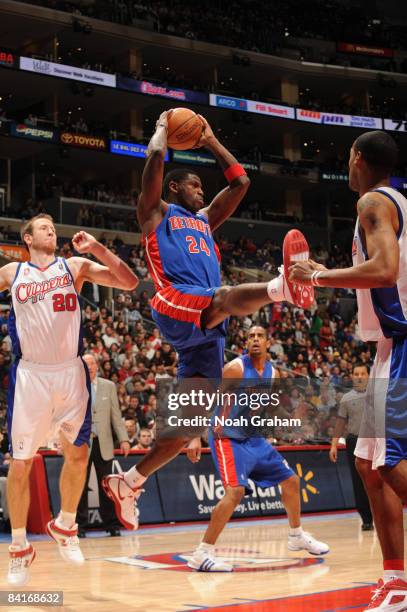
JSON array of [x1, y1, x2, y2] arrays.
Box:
[[137, 111, 171, 234], [70, 231, 138, 291], [0, 262, 20, 292], [289, 192, 399, 289], [197, 116, 250, 230]]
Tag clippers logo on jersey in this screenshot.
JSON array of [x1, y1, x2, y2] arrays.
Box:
[[10, 258, 82, 364], [15, 272, 72, 304]]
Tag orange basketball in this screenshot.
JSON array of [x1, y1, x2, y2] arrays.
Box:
[[167, 108, 203, 150]]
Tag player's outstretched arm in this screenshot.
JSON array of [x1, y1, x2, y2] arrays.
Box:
[[289, 191, 399, 289], [197, 116, 250, 231], [137, 111, 170, 234], [0, 262, 19, 292], [70, 231, 138, 291]]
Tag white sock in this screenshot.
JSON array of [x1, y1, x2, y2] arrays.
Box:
[[289, 526, 303, 537], [198, 542, 215, 554], [55, 511, 76, 530], [267, 276, 285, 302], [11, 527, 28, 549], [124, 467, 147, 489], [383, 570, 407, 584]]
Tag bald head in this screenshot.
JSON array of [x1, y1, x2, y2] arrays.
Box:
[[83, 353, 98, 381]]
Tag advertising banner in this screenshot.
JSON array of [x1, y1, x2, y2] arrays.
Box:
[[246, 100, 295, 120], [20, 56, 116, 88], [390, 176, 407, 190], [209, 93, 248, 111], [42, 448, 353, 525], [337, 42, 393, 58], [118, 77, 208, 104], [172, 150, 259, 171], [11, 123, 57, 143], [320, 172, 349, 182], [384, 119, 407, 133], [210, 94, 294, 120], [60, 132, 107, 151], [0, 245, 29, 262], [0, 49, 15, 68], [110, 140, 169, 161], [296, 109, 382, 129], [172, 150, 217, 166]]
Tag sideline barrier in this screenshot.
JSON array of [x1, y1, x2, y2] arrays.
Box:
[[28, 446, 354, 533]]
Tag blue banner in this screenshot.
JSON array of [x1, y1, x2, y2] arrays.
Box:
[[210, 94, 248, 111], [118, 76, 208, 105], [390, 176, 407, 190], [110, 140, 169, 161], [42, 448, 354, 525]]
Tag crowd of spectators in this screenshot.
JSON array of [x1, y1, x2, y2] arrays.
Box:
[[21, 0, 407, 76]]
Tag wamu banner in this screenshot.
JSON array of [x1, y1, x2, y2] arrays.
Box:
[[43, 449, 354, 526]]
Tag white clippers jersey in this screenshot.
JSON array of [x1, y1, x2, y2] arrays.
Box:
[[352, 186, 407, 342], [9, 257, 82, 365]]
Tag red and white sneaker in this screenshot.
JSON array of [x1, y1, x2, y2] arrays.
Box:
[[283, 229, 314, 309], [364, 578, 407, 610], [46, 520, 84, 565], [7, 544, 36, 586], [102, 474, 142, 530]]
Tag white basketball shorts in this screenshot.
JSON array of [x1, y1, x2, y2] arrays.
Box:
[[7, 356, 91, 460], [355, 336, 407, 469]]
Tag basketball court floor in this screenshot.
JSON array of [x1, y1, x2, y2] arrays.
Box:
[[1, 511, 404, 611]]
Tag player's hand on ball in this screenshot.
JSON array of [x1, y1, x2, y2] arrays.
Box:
[[72, 231, 98, 254], [193, 115, 216, 148], [186, 437, 202, 463], [289, 260, 316, 285], [155, 110, 172, 132]]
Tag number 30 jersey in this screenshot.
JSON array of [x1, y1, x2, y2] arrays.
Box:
[[9, 257, 82, 365]]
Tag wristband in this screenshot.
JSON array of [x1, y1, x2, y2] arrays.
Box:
[[311, 271, 323, 286], [224, 163, 247, 183]]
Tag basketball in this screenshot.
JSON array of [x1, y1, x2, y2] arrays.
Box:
[[167, 108, 203, 150]]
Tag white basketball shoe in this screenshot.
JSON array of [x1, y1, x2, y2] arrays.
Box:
[[288, 531, 329, 555], [46, 519, 84, 565], [102, 474, 142, 530], [7, 543, 36, 586], [188, 548, 233, 572]]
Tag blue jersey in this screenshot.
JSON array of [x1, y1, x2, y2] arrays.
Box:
[[145, 203, 221, 294], [213, 354, 275, 440]]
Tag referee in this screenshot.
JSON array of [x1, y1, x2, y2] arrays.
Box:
[[330, 363, 373, 530]]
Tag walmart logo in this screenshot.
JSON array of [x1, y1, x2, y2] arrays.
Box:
[[296, 463, 319, 503]]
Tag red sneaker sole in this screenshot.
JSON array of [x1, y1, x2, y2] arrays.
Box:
[[283, 229, 314, 308]]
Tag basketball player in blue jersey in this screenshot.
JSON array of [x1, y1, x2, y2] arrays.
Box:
[[2, 214, 137, 585], [290, 130, 407, 611], [103, 111, 307, 530], [186, 326, 329, 571]]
